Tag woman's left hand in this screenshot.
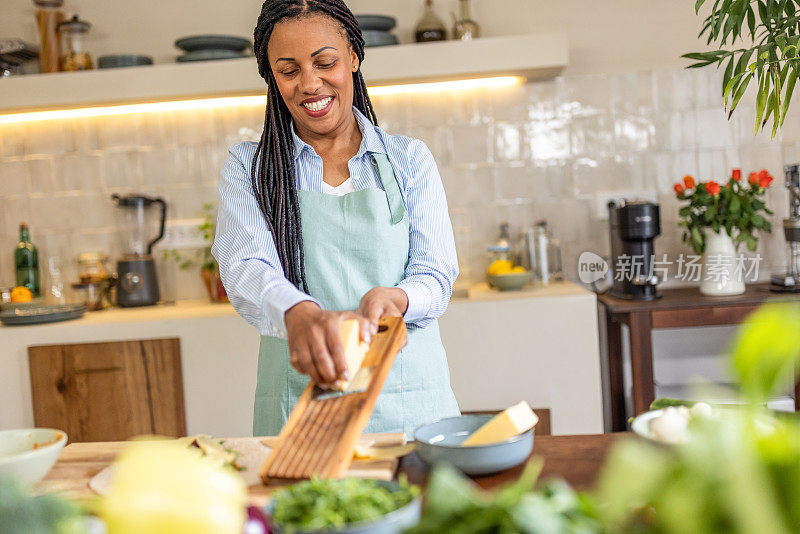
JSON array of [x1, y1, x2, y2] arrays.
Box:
[[357, 287, 408, 337]]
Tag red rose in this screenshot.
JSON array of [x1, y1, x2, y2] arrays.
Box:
[[683, 175, 696, 189], [706, 180, 721, 196], [731, 169, 741, 181], [749, 172, 759, 185], [759, 173, 773, 188], [674, 183, 685, 195]]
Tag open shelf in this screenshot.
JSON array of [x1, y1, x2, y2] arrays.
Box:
[[0, 33, 568, 114]]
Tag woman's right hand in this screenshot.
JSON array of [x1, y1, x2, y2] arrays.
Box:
[[284, 301, 371, 387]]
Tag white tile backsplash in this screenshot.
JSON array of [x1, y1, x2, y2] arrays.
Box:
[[0, 66, 797, 295]]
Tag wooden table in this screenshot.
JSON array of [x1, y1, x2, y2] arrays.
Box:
[[598, 282, 800, 431], [39, 433, 621, 503]]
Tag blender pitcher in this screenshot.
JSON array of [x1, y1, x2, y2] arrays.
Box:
[[112, 194, 166, 307]]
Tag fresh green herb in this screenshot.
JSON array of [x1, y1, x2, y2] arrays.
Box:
[[0, 477, 86, 534], [405, 460, 600, 534], [271, 475, 418, 532]]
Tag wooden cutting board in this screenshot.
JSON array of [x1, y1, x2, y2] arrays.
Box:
[[260, 316, 407, 483], [86, 433, 407, 499]]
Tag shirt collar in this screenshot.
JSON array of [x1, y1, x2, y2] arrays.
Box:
[[290, 106, 385, 161]]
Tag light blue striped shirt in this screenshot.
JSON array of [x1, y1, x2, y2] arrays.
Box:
[[212, 107, 459, 337]]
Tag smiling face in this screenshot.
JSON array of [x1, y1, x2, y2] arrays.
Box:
[[267, 13, 359, 139]]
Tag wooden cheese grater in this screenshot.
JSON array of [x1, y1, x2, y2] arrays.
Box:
[[260, 316, 407, 483]]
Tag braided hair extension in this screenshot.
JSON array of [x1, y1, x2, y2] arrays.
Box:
[[252, 0, 378, 292]]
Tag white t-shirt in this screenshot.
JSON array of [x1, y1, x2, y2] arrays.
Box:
[[321, 177, 356, 196]]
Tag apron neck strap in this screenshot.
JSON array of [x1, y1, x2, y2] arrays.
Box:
[[369, 152, 405, 225]]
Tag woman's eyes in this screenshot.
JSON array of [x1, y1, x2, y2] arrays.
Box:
[[279, 61, 336, 77]]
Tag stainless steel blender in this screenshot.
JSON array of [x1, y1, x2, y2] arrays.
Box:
[[771, 163, 800, 292], [112, 194, 167, 307]]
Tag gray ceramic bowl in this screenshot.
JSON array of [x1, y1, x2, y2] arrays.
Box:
[[362, 30, 399, 48], [97, 54, 153, 69], [266, 480, 421, 534], [355, 15, 397, 31], [413, 415, 534, 475], [488, 271, 532, 291], [174, 35, 252, 52]]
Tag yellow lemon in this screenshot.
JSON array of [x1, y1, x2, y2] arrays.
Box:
[[487, 260, 513, 276], [512, 266, 526, 273], [10, 286, 32, 303]]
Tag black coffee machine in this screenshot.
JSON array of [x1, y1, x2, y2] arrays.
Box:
[[608, 200, 661, 300]]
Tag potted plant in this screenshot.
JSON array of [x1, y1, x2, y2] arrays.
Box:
[[163, 203, 228, 303], [674, 168, 774, 295]]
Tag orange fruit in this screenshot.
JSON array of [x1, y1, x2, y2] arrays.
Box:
[[10, 286, 33, 303]]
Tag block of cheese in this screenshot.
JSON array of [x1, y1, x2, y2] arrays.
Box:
[[461, 401, 538, 447], [331, 319, 369, 390]]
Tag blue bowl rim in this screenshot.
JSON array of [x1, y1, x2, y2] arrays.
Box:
[[266, 478, 421, 533], [413, 415, 534, 450]]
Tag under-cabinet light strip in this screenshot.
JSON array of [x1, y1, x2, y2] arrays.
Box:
[[0, 76, 523, 124]]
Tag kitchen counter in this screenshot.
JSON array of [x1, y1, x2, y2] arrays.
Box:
[[1, 280, 603, 435], [38, 432, 622, 504]]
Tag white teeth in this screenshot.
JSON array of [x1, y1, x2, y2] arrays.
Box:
[[302, 97, 332, 112]]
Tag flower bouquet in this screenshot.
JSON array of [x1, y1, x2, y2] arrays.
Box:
[[673, 169, 774, 295], [674, 169, 774, 255]]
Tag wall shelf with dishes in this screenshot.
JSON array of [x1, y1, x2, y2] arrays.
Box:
[[0, 33, 568, 118]]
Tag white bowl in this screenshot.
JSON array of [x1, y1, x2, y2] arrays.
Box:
[[0, 428, 67, 485]]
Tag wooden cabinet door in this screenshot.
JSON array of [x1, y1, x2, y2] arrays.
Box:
[[28, 338, 186, 442]]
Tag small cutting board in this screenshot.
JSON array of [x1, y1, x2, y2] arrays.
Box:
[[260, 316, 407, 483]]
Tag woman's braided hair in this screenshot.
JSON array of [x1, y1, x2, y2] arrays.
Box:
[[252, 0, 378, 292]]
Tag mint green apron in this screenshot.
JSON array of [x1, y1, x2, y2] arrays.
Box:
[[253, 152, 460, 437]]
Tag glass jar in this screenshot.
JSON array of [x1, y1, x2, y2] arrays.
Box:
[[415, 0, 447, 42], [59, 14, 93, 71], [33, 0, 64, 73], [77, 252, 109, 284]]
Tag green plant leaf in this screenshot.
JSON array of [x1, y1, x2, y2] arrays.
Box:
[[756, 71, 769, 133], [730, 72, 754, 115], [781, 68, 798, 126], [730, 194, 741, 213], [731, 302, 800, 403], [691, 225, 705, 254]]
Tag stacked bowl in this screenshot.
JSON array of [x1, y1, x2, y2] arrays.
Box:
[[355, 15, 399, 47], [174, 34, 253, 63]]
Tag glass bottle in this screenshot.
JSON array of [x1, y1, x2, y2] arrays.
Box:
[[453, 0, 480, 41], [487, 222, 512, 263], [15, 223, 40, 296], [414, 0, 447, 42], [33, 0, 65, 73], [59, 14, 93, 71]]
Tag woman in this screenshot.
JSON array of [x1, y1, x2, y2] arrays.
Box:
[[212, 0, 461, 437]]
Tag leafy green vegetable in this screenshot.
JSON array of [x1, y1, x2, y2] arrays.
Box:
[[596, 302, 800, 534], [730, 302, 800, 404], [649, 398, 696, 411], [270, 476, 418, 532], [0, 477, 86, 534], [405, 460, 600, 534]]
